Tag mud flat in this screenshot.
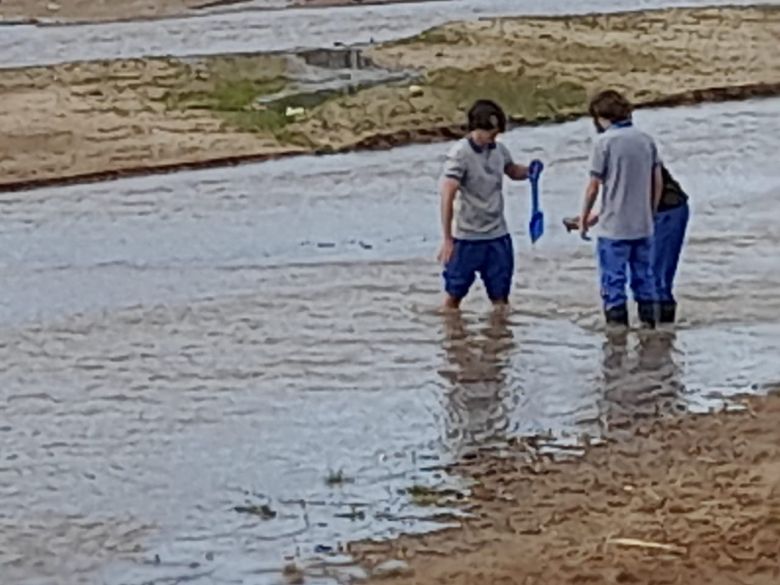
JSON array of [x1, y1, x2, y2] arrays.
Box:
[[351, 387, 780, 585], [1, 5, 778, 190]]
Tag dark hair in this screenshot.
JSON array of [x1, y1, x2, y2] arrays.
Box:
[[588, 90, 632, 123], [467, 99, 506, 133]]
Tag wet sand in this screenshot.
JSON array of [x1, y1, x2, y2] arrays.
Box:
[[353, 388, 780, 584], [1, 5, 779, 190]]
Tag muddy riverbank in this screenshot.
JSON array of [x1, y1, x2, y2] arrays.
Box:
[[1, 5, 778, 191], [352, 386, 780, 585]]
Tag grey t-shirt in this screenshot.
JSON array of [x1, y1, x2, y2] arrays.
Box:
[[590, 123, 660, 240], [441, 138, 514, 241]]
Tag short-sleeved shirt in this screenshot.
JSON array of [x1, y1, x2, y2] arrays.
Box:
[[589, 121, 660, 240], [441, 137, 514, 241]]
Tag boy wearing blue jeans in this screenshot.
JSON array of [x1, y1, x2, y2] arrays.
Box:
[[437, 99, 539, 309], [654, 165, 690, 323], [579, 90, 663, 327]]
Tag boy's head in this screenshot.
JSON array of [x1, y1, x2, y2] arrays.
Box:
[[589, 90, 632, 133], [467, 99, 506, 144]]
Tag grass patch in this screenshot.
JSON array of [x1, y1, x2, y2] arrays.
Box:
[[426, 67, 588, 121]]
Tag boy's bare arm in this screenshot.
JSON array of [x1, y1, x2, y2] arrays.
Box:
[[652, 165, 663, 213], [440, 178, 459, 239], [505, 162, 529, 181], [437, 178, 459, 264], [580, 177, 601, 235]]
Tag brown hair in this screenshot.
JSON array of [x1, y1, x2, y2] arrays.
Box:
[[588, 90, 632, 123], [467, 99, 507, 133]]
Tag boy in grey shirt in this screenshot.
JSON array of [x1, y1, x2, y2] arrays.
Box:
[[438, 99, 540, 309], [579, 90, 663, 327]]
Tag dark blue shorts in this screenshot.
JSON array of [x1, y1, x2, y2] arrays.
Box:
[[443, 235, 514, 301]]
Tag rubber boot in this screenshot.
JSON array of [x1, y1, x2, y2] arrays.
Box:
[[604, 304, 629, 327], [637, 301, 657, 329], [659, 302, 677, 324]]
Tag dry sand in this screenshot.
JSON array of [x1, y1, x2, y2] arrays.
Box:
[[1, 5, 779, 190], [352, 387, 780, 585]]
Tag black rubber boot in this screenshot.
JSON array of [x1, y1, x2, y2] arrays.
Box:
[[604, 304, 629, 327], [659, 302, 677, 324], [637, 301, 657, 329]]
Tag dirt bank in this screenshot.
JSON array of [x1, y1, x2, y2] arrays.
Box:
[[1, 5, 778, 191], [350, 381, 780, 584]]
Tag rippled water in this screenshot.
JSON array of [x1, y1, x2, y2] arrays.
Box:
[[0, 0, 771, 67], [1, 99, 779, 584]]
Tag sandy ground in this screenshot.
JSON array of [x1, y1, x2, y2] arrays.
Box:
[[0, 5, 778, 189], [0, 57, 305, 188], [351, 386, 780, 584]]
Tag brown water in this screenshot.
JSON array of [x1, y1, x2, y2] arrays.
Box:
[[0, 0, 768, 68], [1, 99, 779, 584]]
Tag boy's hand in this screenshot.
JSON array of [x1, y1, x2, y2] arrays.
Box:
[[437, 238, 455, 265], [528, 159, 544, 180]]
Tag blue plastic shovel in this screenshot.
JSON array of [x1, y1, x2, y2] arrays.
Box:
[[528, 159, 545, 243]]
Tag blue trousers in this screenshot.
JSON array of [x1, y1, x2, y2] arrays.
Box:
[[597, 237, 656, 310], [444, 235, 514, 301], [653, 204, 690, 304]]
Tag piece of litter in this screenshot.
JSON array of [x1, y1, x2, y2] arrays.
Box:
[[285, 106, 305, 118], [608, 537, 686, 554], [408, 85, 424, 97]]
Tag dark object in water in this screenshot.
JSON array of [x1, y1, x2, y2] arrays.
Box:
[[563, 216, 579, 232], [234, 504, 277, 519]]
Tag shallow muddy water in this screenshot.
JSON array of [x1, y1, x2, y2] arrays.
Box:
[[1, 99, 779, 584], [0, 0, 770, 67]]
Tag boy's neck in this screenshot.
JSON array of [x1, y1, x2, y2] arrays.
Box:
[[468, 131, 496, 151]]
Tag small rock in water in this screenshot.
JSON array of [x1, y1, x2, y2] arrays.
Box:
[[283, 563, 305, 585], [372, 559, 413, 579], [314, 544, 334, 554], [316, 242, 336, 248], [358, 241, 373, 250], [233, 504, 277, 519]]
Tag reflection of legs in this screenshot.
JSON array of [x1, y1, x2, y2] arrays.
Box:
[[635, 331, 684, 417], [601, 331, 683, 436], [597, 238, 630, 325], [653, 205, 690, 323], [629, 237, 657, 328], [439, 310, 514, 451]]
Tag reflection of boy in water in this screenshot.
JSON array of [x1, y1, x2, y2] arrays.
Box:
[[599, 331, 684, 438], [437, 100, 541, 309], [438, 312, 515, 452]]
